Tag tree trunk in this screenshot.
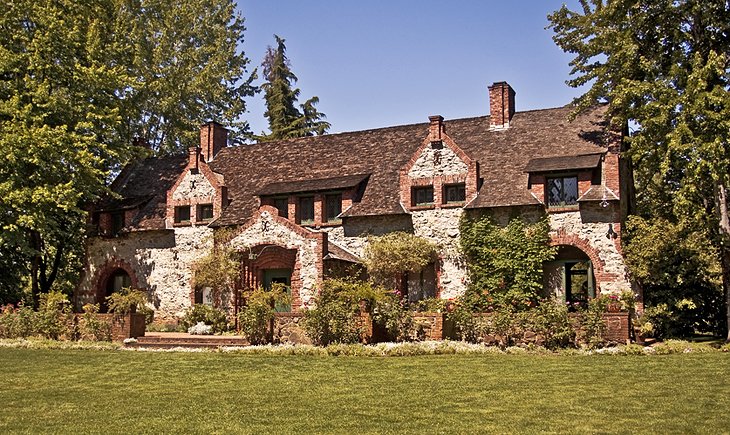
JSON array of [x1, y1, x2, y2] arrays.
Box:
[[716, 183, 730, 342]]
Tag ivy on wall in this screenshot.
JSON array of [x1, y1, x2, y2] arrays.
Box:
[[459, 214, 556, 310]]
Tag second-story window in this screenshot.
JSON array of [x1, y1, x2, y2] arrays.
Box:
[[197, 204, 214, 221], [444, 183, 466, 204], [547, 176, 578, 208], [325, 193, 342, 223], [111, 212, 125, 235], [175, 205, 191, 223], [298, 196, 314, 224], [412, 186, 434, 206], [273, 197, 289, 219]]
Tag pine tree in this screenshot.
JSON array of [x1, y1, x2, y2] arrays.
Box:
[[260, 35, 330, 141]]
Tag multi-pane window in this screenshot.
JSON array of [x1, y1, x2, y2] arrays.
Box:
[[412, 186, 434, 206], [325, 193, 342, 223], [273, 197, 289, 219], [444, 183, 466, 204], [547, 176, 578, 207], [197, 203, 214, 221], [175, 205, 191, 223], [298, 196, 314, 224]]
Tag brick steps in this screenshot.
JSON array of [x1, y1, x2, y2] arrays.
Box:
[[126, 333, 250, 349]]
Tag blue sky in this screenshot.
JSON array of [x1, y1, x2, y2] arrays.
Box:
[[236, 1, 583, 135]]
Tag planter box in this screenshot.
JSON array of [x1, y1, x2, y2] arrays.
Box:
[[94, 313, 146, 341]]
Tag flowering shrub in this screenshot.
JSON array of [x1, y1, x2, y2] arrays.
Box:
[[188, 321, 213, 335], [106, 288, 148, 315], [303, 279, 370, 346], [36, 291, 75, 340], [180, 304, 229, 334]]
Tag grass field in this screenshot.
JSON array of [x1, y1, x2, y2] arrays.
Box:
[[0, 348, 728, 434]]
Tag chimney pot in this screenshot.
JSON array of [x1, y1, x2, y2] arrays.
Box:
[[199, 121, 228, 162], [488, 82, 516, 129]]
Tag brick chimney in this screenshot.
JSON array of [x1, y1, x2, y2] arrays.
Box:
[[428, 115, 445, 142], [188, 146, 200, 173], [199, 121, 228, 162], [488, 82, 516, 130]]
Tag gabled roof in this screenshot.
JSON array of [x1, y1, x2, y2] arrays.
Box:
[[106, 104, 615, 230]]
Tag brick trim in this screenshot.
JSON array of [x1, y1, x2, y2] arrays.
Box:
[[92, 257, 142, 306], [549, 231, 609, 292]]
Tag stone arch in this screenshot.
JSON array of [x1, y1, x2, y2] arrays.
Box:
[[93, 257, 141, 311]]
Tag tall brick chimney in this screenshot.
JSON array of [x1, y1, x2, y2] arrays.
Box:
[[199, 121, 228, 162], [488, 82, 516, 130], [188, 146, 200, 173], [428, 115, 445, 142]]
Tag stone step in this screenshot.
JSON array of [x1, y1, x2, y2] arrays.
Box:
[[126, 333, 251, 349], [126, 341, 250, 350]]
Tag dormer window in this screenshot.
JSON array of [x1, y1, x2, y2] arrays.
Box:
[[412, 186, 434, 206], [547, 176, 578, 208], [175, 205, 191, 223], [325, 193, 342, 223], [297, 196, 314, 225], [444, 183, 466, 204]]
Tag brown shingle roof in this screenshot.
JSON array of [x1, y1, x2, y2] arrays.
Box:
[[109, 105, 614, 229]]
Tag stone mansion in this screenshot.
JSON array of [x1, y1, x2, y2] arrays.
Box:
[[77, 82, 636, 320]]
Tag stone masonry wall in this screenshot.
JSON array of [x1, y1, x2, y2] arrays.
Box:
[[78, 226, 213, 321], [171, 172, 215, 200], [408, 145, 468, 178]]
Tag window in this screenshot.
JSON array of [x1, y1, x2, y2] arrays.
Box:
[[325, 193, 342, 223], [273, 197, 289, 219], [197, 204, 214, 221], [111, 212, 125, 235], [174, 205, 191, 223], [547, 176, 578, 207], [297, 196, 314, 224], [444, 183, 466, 204], [412, 186, 434, 206]]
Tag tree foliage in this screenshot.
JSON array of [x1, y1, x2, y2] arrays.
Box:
[[459, 215, 556, 310], [549, 0, 730, 339], [117, 0, 256, 153], [0, 0, 255, 305], [362, 232, 437, 290], [259, 35, 329, 140]]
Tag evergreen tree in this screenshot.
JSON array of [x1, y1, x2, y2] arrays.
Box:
[[549, 0, 730, 339], [260, 35, 329, 140]]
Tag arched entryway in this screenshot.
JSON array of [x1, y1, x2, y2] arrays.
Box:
[[544, 245, 596, 309], [101, 268, 132, 312], [237, 244, 298, 313]]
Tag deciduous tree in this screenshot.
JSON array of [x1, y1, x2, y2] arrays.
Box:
[[549, 0, 730, 339]]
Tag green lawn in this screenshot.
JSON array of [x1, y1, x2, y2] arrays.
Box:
[[0, 349, 728, 434]]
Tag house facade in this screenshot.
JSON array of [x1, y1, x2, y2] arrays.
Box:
[[77, 82, 636, 321]]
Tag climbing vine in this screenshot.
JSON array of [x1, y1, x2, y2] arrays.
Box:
[[459, 214, 556, 310]]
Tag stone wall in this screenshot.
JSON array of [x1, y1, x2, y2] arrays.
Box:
[[408, 145, 468, 178], [78, 226, 213, 321], [171, 172, 215, 200]]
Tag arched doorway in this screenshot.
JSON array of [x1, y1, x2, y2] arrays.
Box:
[[544, 245, 595, 309], [101, 269, 132, 312], [237, 245, 297, 313]]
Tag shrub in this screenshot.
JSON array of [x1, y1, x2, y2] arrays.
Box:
[[0, 304, 37, 339], [106, 288, 149, 315], [180, 304, 229, 334], [237, 285, 289, 345], [36, 291, 75, 340], [188, 322, 213, 335], [303, 279, 372, 346], [78, 304, 112, 341], [576, 295, 609, 348], [412, 297, 447, 313], [371, 293, 414, 342]]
